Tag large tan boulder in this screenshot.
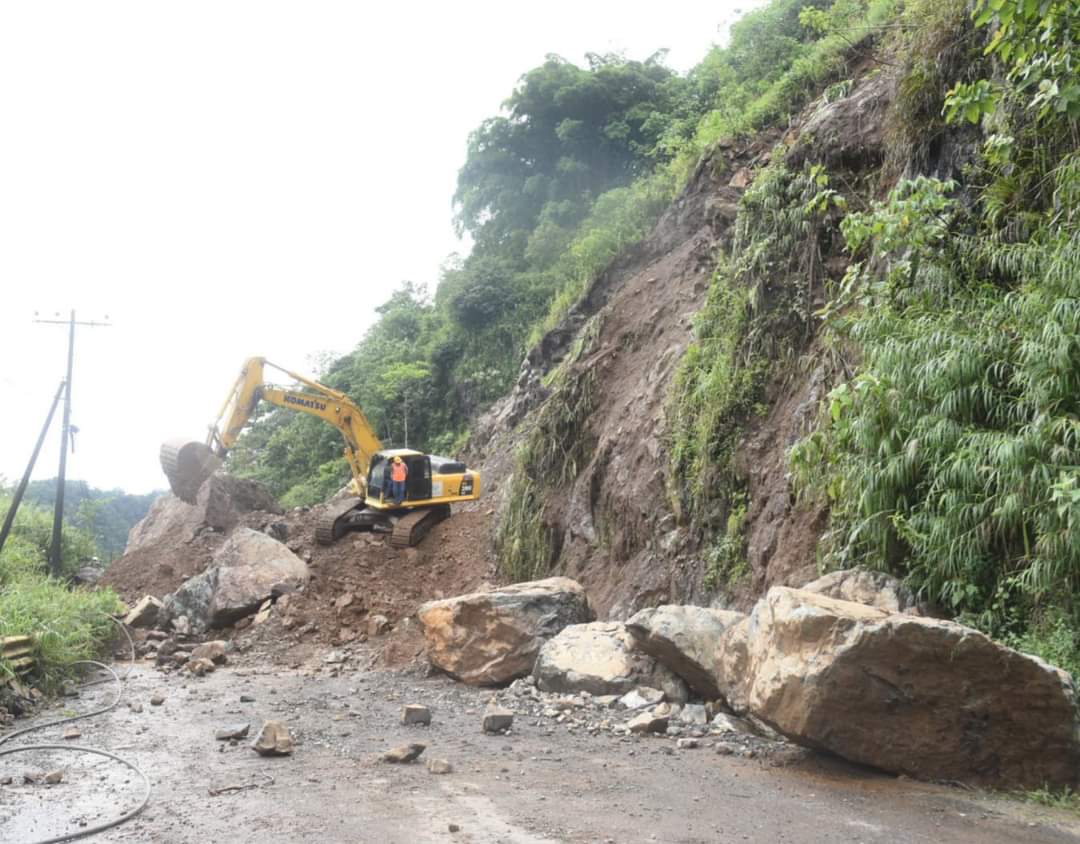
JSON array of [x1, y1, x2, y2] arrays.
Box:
[[714, 616, 752, 714], [162, 528, 309, 632], [740, 587, 1080, 788], [800, 568, 922, 615], [533, 622, 689, 702], [418, 577, 593, 685], [626, 605, 745, 700]]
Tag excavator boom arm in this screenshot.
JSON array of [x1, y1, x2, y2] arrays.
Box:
[[163, 357, 383, 503]]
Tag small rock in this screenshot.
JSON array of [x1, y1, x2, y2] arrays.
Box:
[[677, 738, 700, 750], [0, 775, 11, 785], [627, 707, 670, 734], [427, 758, 453, 775], [44, 770, 63, 785], [323, 650, 346, 665], [172, 615, 192, 636], [190, 641, 228, 665], [449, 824, 460, 833], [251, 720, 294, 756], [150, 693, 166, 706], [63, 727, 81, 740], [253, 600, 273, 626], [129, 702, 144, 714], [187, 657, 216, 676], [367, 614, 390, 637], [482, 703, 514, 733], [123, 595, 164, 628], [382, 743, 426, 763], [335, 592, 355, 610], [678, 703, 709, 726], [22, 770, 43, 784], [216, 723, 250, 741], [617, 686, 665, 710], [402, 704, 432, 726], [240, 694, 256, 703]]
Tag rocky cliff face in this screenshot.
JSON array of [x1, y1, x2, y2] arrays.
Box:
[[475, 59, 932, 617]]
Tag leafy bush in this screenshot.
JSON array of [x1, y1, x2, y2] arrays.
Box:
[[0, 494, 122, 693]]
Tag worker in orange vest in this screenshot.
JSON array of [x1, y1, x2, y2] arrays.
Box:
[[390, 456, 408, 506]]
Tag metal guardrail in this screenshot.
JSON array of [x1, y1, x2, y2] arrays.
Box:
[[1, 635, 35, 677]]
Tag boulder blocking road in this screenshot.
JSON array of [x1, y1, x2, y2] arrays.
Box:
[[3, 656, 1079, 844]]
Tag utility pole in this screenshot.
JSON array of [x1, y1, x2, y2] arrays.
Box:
[[34, 310, 110, 577], [0, 381, 66, 557]]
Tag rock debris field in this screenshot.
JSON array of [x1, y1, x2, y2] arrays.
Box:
[[3, 652, 1080, 844]]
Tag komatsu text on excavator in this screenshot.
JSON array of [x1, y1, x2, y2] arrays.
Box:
[[160, 357, 481, 548]]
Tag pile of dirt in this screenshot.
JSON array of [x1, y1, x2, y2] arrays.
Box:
[[103, 472, 498, 668], [231, 505, 497, 667]]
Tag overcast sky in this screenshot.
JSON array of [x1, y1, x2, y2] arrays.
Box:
[[0, 1, 746, 495]]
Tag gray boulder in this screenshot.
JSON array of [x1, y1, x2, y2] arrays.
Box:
[[418, 577, 593, 686], [162, 528, 308, 632], [800, 568, 922, 615], [739, 587, 1080, 788], [533, 622, 688, 702], [626, 605, 745, 699]]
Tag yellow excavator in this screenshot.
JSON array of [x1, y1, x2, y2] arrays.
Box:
[[160, 357, 481, 548]]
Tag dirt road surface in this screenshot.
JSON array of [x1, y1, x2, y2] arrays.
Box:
[[3, 658, 1079, 844]]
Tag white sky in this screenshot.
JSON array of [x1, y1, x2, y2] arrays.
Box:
[[0, 1, 746, 494]]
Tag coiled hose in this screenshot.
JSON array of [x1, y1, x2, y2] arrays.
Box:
[[0, 618, 152, 844]]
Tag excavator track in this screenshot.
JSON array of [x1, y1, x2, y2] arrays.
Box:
[[314, 497, 366, 545], [390, 504, 451, 548]]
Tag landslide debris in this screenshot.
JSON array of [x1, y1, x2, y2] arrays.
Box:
[[102, 470, 497, 667]]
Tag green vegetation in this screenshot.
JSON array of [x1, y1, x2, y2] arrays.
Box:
[[230, 1, 871, 507], [21, 479, 157, 561], [0, 491, 123, 693], [790, 0, 1080, 666], [668, 161, 843, 565]]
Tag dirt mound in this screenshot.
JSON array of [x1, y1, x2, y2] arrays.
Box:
[[103, 471, 498, 669], [232, 506, 496, 668]]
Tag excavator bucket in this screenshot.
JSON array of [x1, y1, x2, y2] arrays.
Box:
[[160, 438, 222, 504]]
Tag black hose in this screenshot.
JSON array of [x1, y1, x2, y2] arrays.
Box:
[[0, 617, 151, 844]]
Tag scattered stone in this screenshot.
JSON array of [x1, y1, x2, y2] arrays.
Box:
[[533, 622, 688, 701], [382, 743, 426, 763], [190, 640, 228, 665], [449, 824, 460, 833], [427, 758, 453, 775], [44, 770, 63, 785], [123, 595, 164, 629], [335, 592, 355, 610], [618, 686, 665, 710], [251, 720, 294, 756], [216, 723, 250, 741], [146, 630, 169, 641], [482, 703, 514, 733], [150, 693, 166, 706], [677, 738, 700, 750], [626, 605, 745, 700], [129, 702, 144, 714], [402, 704, 432, 726], [63, 727, 81, 740], [240, 694, 256, 703], [186, 657, 216, 676], [23, 769, 44, 784], [678, 703, 709, 726], [367, 614, 391, 637], [627, 705, 671, 734], [418, 577, 594, 685], [252, 600, 273, 626], [172, 615, 192, 636], [710, 713, 755, 735], [323, 650, 347, 665]]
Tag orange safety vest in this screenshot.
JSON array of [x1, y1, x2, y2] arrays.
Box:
[[391, 462, 408, 482]]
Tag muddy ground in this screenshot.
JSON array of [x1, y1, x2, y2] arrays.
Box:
[[3, 654, 1079, 844]]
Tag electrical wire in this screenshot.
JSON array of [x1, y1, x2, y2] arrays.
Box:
[[0, 617, 151, 844]]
